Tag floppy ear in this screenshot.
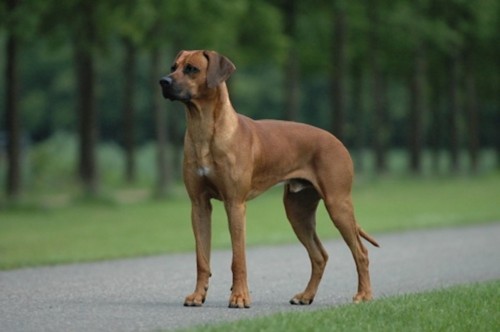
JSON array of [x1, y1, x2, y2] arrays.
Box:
[[203, 51, 236, 89]]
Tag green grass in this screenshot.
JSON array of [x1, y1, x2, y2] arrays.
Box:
[[179, 280, 500, 332], [1, 173, 499, 270]]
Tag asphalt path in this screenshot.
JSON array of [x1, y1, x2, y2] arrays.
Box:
[[1, 223, 499, 331]]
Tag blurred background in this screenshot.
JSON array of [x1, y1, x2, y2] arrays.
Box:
[[1, 0, 499, 202]]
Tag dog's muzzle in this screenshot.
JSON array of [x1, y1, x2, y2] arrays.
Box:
[[159, 76, 191, 101], [159, 76, 172, 87], [159, 76, 175, 100]]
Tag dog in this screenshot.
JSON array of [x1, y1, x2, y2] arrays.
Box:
[[159, 50, 379, 309]]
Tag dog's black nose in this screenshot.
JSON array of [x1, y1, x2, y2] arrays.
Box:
[[159, 76, 172, 87]]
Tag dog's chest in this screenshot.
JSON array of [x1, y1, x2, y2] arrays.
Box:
[[192, 145, 217, 178], [191, 140, 235, 179], [194, 165, 226, 200], [196, 166, 211, 177]]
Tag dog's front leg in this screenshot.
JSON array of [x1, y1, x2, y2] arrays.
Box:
[[184, 197, 212, 307], [225, 201, 251, 308]]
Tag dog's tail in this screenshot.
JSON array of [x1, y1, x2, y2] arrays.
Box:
[[359, 227, 380, 247]]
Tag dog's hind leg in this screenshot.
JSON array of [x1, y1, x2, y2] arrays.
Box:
[[284, 184, 328, 305], [323, 194, 373, 303]]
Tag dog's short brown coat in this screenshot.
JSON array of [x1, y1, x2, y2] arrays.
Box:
[[159, 50, 379, 308]]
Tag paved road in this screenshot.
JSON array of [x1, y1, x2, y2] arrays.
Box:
[[1, 223, 499, 331]]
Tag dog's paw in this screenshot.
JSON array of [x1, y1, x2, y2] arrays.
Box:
[[184, 292, 206, 307], [290, 292, 314, 305], [352, 291, 373, 303], [228, 291, 251, 309]]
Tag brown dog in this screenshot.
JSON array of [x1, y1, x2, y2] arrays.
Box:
[[159, 50, 379, 309]]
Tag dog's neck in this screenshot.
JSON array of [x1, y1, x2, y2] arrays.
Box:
[[184, 82, 238, 161]]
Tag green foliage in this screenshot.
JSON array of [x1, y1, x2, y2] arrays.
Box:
[[22, 132, 174, 193], [1, 0, 45, 41], [1, 0, 500, 197], [182, 281, 500, 332], [29, 132, 77, 191], [242, 10, 285, 64], [20, 43, 76, 138]]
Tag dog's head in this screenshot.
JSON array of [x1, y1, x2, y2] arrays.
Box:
[[159, 50, 236, 102]]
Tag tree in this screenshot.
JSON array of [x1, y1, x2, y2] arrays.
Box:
[[2, 0, 498, 192], [4, 0, 22, 199], [144, 5, 171, 198], [367, 0, 388, 174], [151, 46, 170, 198], [280, 0, 300, 121], [114, 3, 148, 185], [408, 42, 426, 174], [461, 5, 481, 174], [121, 38, 137, 183], [457, 0, 499, 173], [330, 0, 348, 141], [406, 1, 429, 175], [428, 58, 445, 173], [447, 51, 461, 173], [114, 1, 171, 185], [38, 0, 120, 194], [72, 2, 99, 194], [464, 46, 479, 173], [1, 0, 43, 198]]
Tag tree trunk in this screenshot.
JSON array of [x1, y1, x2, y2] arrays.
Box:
[[447, 52, 460, 173], [351, 62, 365, 172], [73, 42, 98, 194], [151, 47, 169, 198], [368, 0, 387, 174], [331, 0, 347, 141], [5, 0, 21, 199], [73, 2, 99, 195], [409, 43, 426, 174], [429, 68, 443, 174], [74, 45, 98, 194], [282, 0, 300, 121], [464, 48, 479, 173], [122, 38, 137, 183]]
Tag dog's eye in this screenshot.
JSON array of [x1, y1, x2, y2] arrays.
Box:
[[170, 64, 177, 72], [184, 64, 199, 75]]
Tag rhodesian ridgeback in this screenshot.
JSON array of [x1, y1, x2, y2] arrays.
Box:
[[159, 50, 379, 309]]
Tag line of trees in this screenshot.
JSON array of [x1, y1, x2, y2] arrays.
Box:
[[1, 0, 499, 200]]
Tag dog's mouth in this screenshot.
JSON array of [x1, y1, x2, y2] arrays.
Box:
[[159, 79, 191, 102], [164, 91, 192, 102], [160, 88, 181, 101]]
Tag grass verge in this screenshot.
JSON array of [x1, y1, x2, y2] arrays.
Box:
[[179, 280, 500, 332], [1, 173, 499, 269]]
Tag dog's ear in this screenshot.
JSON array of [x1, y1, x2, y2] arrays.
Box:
[[203, 51, 236, 89]]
